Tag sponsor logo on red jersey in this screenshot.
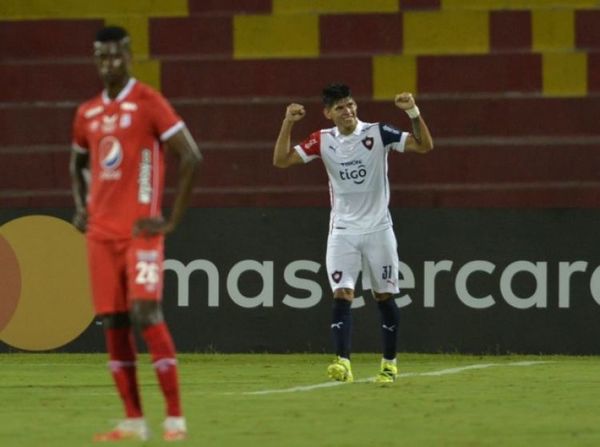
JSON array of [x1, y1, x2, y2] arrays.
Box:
[[98, 136, 123, 180], [84, 105, 104, 119], [138, 149, 152, 204]]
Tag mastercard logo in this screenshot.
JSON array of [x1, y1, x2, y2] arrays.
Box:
[[0, 215, 94, 351]]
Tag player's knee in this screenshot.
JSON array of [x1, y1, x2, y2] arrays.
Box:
[[129, 310, 161, 329], [101, 312, 130, 329], [333, 288, 354, 301], [374, 292, 393, 302], [129, 301, 163, 329]]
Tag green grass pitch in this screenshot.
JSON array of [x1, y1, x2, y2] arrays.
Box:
[[1, 353, 599, 446]]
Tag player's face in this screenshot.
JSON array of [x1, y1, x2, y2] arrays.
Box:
[[324, 97, 358, 135], [93, 41, 131, 86]]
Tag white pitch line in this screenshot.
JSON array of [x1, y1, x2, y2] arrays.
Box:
[[241, 361, 551, 396]]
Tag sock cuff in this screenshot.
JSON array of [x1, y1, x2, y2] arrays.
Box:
[[153, 357, 177, 372], [108, 359, 137, 372]]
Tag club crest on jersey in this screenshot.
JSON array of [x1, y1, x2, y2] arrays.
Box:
[[101, 114, 118, 133], [361, 136, 374, 150], [331, 271, 343, 283], [119, 113, 132, 129], [98, 136, 123, 180]]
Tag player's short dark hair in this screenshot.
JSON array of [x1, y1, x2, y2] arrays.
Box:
[[322, 83, 352, 107], [95, 26, 130, 45]]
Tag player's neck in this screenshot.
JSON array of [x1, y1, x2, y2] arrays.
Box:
[[337, 124, 356, 136], [105, 76, 131, 100]]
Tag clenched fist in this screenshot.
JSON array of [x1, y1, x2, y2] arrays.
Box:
[[284, 103, 306, 122], [394, 93, 416, 110]]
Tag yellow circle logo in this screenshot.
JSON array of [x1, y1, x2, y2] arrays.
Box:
[[0, 215, 94, 351]]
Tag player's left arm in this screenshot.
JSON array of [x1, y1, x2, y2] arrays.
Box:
[[133, 126, 202, 236], [395, 93, 434, 154]]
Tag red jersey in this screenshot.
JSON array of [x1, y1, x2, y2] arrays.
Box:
[[72, 79, 184, 240]]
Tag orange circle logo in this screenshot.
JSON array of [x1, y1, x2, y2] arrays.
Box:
[[0, 215, 94, 351]]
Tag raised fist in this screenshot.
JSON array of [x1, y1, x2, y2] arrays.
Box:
[[394, 93, 416, 110], [285, 103, 306, 122]]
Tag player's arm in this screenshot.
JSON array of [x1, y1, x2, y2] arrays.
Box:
[[69, 149, 89, 232], [395, 93, 434, 154], [273, 103, 305, 168], [163, 127, 202, 232], [134, 127, 202, 236]]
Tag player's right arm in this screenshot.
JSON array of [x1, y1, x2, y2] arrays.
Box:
[[70, 107, 89, 233], [273, 103, 305, 168], [69, 149, 89, 233]]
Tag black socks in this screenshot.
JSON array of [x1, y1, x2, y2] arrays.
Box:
[[378, 298, 399, 360], [331, 298, 352, 359]]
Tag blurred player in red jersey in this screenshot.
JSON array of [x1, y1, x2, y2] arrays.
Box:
[[69, 26, 201, 442]]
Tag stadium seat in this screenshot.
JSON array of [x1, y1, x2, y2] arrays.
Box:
[[1, 0, 600, 208]]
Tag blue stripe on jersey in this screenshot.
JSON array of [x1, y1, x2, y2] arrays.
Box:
[[378, 123, 403, 147]]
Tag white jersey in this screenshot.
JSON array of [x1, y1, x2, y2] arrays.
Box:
[[294, 120, 408, 235]]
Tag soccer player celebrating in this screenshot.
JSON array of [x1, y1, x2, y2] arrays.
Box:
[[273, 84, 433, 383], [70, 26, 201, 441]]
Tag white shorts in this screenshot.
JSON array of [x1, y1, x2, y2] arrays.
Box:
[[325, 227, 399, 294]]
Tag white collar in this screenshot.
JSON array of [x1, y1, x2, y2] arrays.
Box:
[[334, 119, 364, 138], [102, 78, 136, 104]]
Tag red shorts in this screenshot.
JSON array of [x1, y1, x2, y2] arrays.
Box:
[[86, 235, 165, 315]]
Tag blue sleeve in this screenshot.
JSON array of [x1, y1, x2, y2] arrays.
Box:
[[378, 123, 403, 147]]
